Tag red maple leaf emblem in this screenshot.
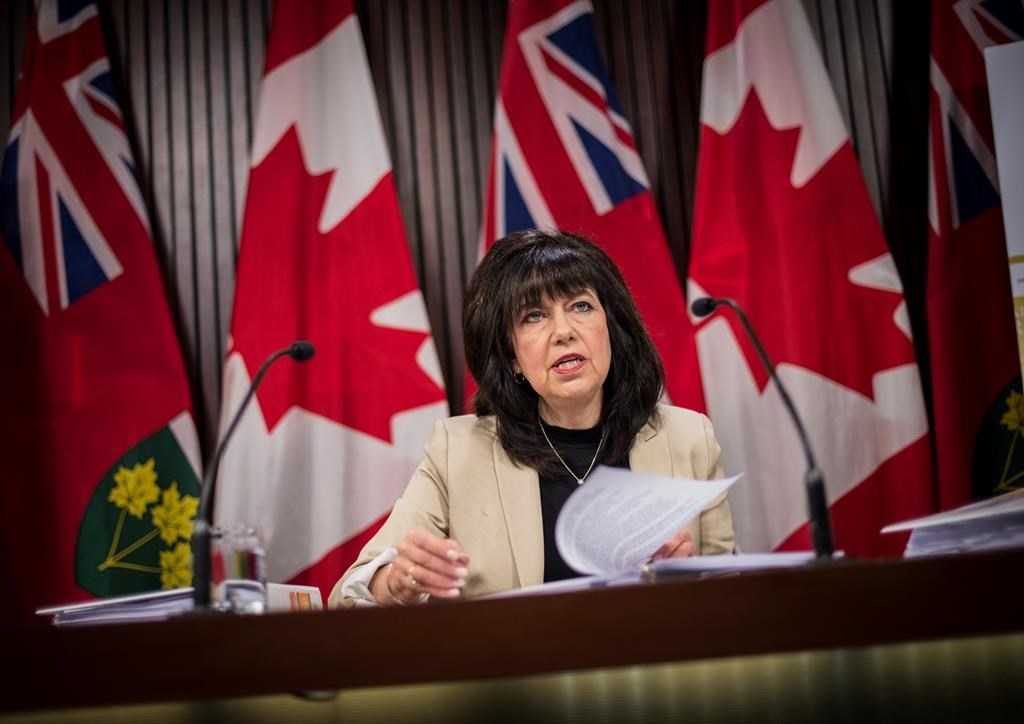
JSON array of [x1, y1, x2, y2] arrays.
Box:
[[691, 89, 917, 400], [230, 128, 445, 442]]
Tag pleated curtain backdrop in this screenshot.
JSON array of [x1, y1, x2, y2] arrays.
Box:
[[0, 0, 927, 455]]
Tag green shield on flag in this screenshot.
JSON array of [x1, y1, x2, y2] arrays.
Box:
[[972, 376, 1024, 500], [76, 424, 201, 597]]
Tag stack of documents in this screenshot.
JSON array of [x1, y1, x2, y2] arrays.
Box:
[[489, 552, 817, 599], [882, 488, 1024, 557], [554, 466, 742, 575], [36, 581, 322, 626], [38, 587, 207, 626], [486, 466, 816, 599]]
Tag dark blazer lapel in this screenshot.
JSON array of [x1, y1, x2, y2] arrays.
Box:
[[493, 436, 544, 588]]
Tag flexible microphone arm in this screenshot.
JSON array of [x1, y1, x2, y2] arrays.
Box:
[[691, 297, 835, 559], [192, 340, 316, 610]]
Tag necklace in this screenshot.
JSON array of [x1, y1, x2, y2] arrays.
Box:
[[538, 417, 607, 485]]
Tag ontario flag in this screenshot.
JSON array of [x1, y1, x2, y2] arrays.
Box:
[[678, 0, 934, 557], [927, 0, 1023, 508], [0, 0, 200, 623], [473, 0, 689, 402], [215, 0, 447, 601]]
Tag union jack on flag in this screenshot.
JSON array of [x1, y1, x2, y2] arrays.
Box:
[[928, 0, 1022, 234], [479, 0, 690, 402], [0, 0, 199, 624], [1, 1, 150, 316], [927, 0, 1021, 233], [485, 0, 650, 238], [926, 0, 1023, 510]]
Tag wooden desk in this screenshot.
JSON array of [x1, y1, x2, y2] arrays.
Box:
[[4, 549, 1023, 721]]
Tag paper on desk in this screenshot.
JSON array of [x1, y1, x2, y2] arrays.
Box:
[[881, 487, 1024, 532], [483, 571, 640, 599], [481, 552, 817, 601], [881, 488, 1024, 557], [649, 551, 815, 574], [554, 466, 739, 575], [36, 581, 323, 626]]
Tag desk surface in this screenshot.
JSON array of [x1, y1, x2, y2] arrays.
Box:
[[5, 548, 1024, 714]]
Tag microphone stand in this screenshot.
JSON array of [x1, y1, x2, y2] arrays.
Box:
[[192, 341, 315, 610], [691, 298, 835, 559]]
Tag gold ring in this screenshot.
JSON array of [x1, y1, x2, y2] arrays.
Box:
[[407, 565, 418, 587]]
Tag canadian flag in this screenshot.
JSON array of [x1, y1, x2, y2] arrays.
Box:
[[679, 0, 934, 556], [214, 1, 448, 599]]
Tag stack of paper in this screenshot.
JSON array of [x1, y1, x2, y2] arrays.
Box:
[[36, 581, 322, 626], [881, 488, 1024, 557], [39, 587, 206, 626], [487, 552, 817, 599], [647, 551, 817, 576], [554, 466, 741, 575], [485, 466, 817, 600]]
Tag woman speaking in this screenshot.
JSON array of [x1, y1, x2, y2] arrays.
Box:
[[329, 229, 734, 607]]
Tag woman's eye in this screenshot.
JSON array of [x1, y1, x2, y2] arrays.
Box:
[[571, 301, 593, 312], [521, 310, 543, 323]]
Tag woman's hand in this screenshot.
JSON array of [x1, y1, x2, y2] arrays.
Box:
[[648, 529, 696, 563], [371, 527, 470, 606]]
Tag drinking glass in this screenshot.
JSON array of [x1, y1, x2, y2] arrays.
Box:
[[210, 523, 267, 614]]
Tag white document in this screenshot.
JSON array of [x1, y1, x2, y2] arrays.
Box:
[[554, 466, 739, 575], [266, 582, 324, 611], [882, 488, 1024, 557], [881, 487, 1024, 533], [648, 551, 815, 575], [484, 572, 641, 599], [985, 41, 1024, 300], [36, 581, 323, 626]]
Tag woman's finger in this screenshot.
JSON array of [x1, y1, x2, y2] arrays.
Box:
[[664, 531, 696, 559], [394, 550, 464, 591], [668, 538, 697, 558], [399, 530, 469, 580], [394, 559, 464, 599], [409, 527, 470, 564], [394, 528, 470, 595], [383, 561, 427, 604], [649, 530, 695, 562], [389, 555, 463, 601], [648, 533, 683, 562]]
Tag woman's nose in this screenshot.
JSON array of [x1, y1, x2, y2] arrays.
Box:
[[550, 309, 575, 341]]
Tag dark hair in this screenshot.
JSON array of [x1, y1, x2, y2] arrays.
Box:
[[463, 228, 664, 476]]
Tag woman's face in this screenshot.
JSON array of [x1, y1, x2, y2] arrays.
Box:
[[511, 287, 611, 427]]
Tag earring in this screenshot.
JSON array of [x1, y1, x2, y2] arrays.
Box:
[[513, 372, 526, 385]]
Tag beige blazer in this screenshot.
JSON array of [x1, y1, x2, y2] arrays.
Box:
[[329, 404, 735, 607]]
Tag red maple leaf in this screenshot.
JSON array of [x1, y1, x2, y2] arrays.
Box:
[[691, 89, 918, 399], [230, 128, 445, 442]]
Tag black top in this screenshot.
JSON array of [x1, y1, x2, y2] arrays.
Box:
[[538, 422, 627, 582]]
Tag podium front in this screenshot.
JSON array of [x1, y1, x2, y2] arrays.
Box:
[[3, 549, 1023, 722]]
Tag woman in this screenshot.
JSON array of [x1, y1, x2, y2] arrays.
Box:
[[329, 229, 734, 607]]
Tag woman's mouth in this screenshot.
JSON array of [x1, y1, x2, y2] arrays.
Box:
[[552, 356, 585, 373]]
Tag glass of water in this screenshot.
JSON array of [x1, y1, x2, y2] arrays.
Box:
[[210, 523, 267, 614]]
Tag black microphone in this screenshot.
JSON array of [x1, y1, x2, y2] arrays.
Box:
[[192, 340, 316, 610], [690, 297, 835, 559]]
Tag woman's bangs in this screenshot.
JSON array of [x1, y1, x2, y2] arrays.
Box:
[[514, 254, 593, 312]]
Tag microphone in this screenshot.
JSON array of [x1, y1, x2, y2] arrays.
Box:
[[689, 297, 717, 318], [690, 297, 835, 559], [192, 340, 316, 610]]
